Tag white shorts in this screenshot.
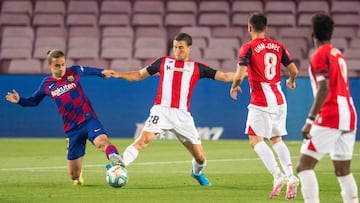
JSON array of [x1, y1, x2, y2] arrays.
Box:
[[142, 105, 201, 144], [245, 105, 287, 139], [300, 125, 356, 161]]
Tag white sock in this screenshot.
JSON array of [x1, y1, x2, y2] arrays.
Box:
[[192, 158, 206, 175], [122, 145, 138, 167], [337, 173, 359, 203], [272, 140, 294, 177], [254, 141, 282, 178], [298, 170, 319, 203]]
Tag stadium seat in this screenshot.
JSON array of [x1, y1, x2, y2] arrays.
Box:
[[1, 37, 33, 50], [99, 14, 130, 27], [101, 38, 133, 60], [346, 59, 360, 71], [350, 37, 360, 48], [267, 13, 296, 27], [221, 59, 237, 72], [36, 27, 67, 39], [179, 27, 212, 42], [297, 1, 330, 15], [0, 48, 32, 60], [1, 1, 33, 16], [264, 1, 296, 14], [110, 59, 142, 71], [33, 14, 65, 27], [8, 59, 42, 74], [331, 1, 360, 15], [331, 38, 348, 52], [332, 14, 359, 27], [133, 1, 164, 15], [203, 48, 236, 61], [297, 13, 313, 27], [199, 59, 221, 70], [198, 1, 230, 14], [332, 27, 357, 39], [132, 14, 163, 27], [232, 13, 250, 27], [280, 37, 308, 60], [134, 37, 167, 60], [66, 14, 98, 27], [77, 59, 110, 69], [135, 27, 167, 38], [3, 26, 34, 40], [0, 13, 31, 26], [102, 27, 133, 39], [67, 0, 99, 15], [343, 48, 360, 59], [211, 27, 245, 42], [164, 13, 196, 27], [33, 37, 67, 59], [68, 37, 99, 60], [207, 38, 240, 52], [100, 1, 132, 15], [198, 13, 229, 27], [34, 1, 66, 15], [278, 27, 312, 45], [69, 27, 100, 38], [166, 1, 197, 14], [232, 1, 263, 14]]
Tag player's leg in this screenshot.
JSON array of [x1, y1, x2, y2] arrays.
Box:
[[87, 119, 123, 166], [121, 130, 157, 166], [331, 131, 358, 203], [66, 133, 86, 186], [246, 107, 285, 198], [68, 157, 84, 185], [297, 125, 340, 203]]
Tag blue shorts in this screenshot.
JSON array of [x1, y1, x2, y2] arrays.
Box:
[[65, 118, 107, 160]]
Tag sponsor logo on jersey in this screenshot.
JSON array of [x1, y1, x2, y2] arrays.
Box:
[[51, 83, 76, 97]]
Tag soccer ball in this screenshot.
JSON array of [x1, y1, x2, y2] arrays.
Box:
[[106, 165, 128, 188]]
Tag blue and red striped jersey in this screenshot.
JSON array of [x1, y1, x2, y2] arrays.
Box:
[[18, 65, 104, 132]]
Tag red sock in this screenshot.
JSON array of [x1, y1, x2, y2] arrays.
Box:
[[105, 145, 119, 159]]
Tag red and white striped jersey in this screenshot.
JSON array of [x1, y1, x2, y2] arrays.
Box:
[[146, 56, 217, 112], [238, 38, 293, 109], [309, 44, 357, 131]]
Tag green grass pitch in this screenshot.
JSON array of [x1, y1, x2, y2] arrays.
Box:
[[0, 138, 359, 203]]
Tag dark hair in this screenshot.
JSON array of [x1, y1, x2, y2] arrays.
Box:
[[174, 33, 192, 46], [248, 12, 267, 32], [47, 49, 65, 63], [312, 13, 334, 41]]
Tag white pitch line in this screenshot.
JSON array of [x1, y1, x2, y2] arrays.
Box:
[[1, 154, 359, 172]]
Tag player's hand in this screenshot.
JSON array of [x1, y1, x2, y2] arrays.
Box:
[[6, 89, 20, 103], [102, 70, 117, 79], [301, 123, 312, 139], [230, 86, 242, 100], [286, 79, 296, 89]]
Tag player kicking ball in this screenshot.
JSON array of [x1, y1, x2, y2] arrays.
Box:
[[5, 50, 124, 186]]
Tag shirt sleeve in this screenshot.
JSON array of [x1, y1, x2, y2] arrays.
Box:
[[238, 44, 252, 66], [280, 46, 294, 67], [18, 79, 46, 107], [70, 65, 104, 77], [198, 63, 217, 79], [312, 51, 329, 79], [146, 57, 163, 75]]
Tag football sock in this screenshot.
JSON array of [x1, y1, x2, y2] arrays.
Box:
[[272, 141, 294, 177], [192, 158, 206, 175], [298, 170, 319, 203], [122, 145, 139, 167], [254, 141, 281, 177], [337, 173, 359, 203], [105, 145, 119, 159]]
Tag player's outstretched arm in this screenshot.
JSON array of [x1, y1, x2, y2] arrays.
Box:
[[285, 62, 298, 89], [214, 71, 235, 82], [111, 68, 150, 82], [6, 89, 20, 104]]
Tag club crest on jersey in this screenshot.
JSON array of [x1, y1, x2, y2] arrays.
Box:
[[67, 75, 75, 82]]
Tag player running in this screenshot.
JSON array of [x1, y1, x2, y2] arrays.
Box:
[[5, 50, 123, 186], [230, 12, 299, 200], [110, 33, 234, 186], [297, 13, 358, 203]]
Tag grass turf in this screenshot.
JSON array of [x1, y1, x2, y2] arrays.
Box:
[[0, 138, 359, 203]]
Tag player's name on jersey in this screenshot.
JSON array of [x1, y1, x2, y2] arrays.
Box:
[[254, 42, 280, 53]]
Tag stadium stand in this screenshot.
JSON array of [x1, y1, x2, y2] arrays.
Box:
[[0, 0, 359, 77]]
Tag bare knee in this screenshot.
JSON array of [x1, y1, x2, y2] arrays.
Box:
[[249, 135, 264, 148], [296, 154, 318, 173], [333, 160, 351, 176], [93, 134, 111, 152], [133, 131, 157, 150]]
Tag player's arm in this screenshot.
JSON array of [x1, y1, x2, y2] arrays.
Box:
[[214, 71, 235, 82], [230, 64, 247, 100], [6, 86, 46, 107], [301, 78, 329, 139], [285, 62, 298, 89], [111, 68, 151, 82]]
